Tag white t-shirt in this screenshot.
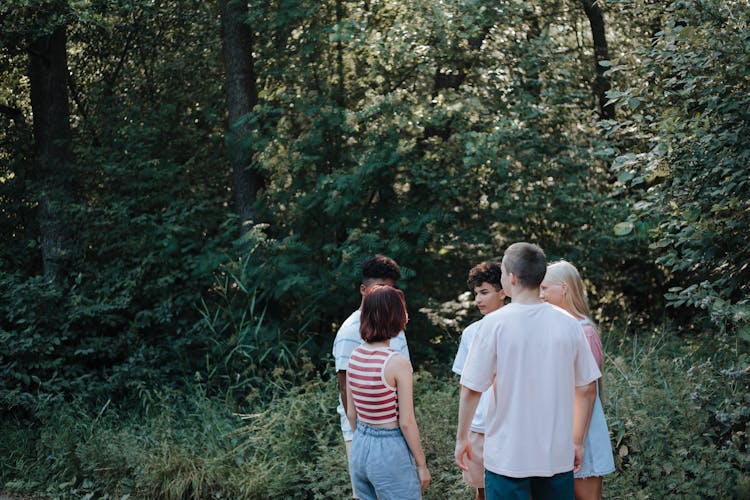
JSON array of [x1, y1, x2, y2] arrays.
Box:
[[452, 318, 494, 434], [332, 309, 410, 437], [460, 302, 601, 478]]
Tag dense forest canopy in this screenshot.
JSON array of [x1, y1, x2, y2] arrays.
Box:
[[0, 0, 748, 496]]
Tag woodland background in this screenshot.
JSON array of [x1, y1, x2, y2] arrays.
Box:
[[1, 0, 748, 498]]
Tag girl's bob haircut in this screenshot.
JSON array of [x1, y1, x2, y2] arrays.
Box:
[[360, 285, 408, 343]]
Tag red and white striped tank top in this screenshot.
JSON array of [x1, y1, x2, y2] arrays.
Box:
[[348, 345, 399, 425]]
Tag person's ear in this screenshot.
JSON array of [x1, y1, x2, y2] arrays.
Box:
[[561, 282, 568, 296], [359, 283, 367, 296]]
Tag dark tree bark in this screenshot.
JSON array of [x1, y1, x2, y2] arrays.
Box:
[[29, 24, 75, 282], [522, 9, 542, 99], [581, 0, 615, 119], [0, 103, 25, 124], [335, 0, 345, 107], [218, 0, 263, 231]]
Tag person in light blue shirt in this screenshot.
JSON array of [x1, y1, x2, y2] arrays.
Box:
[[453, 260, 506, 500]]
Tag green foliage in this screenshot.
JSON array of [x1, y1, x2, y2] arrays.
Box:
[[605, 0, 750, 335], [605, 327, 749, 498], [0, 1, 238, 413], [238, 0, 652, 363], [0, 0, 669, 411], [3, 332, 748, 498], [1, 387, 240, 498], [1, 0, 749, 496], [196, 263, 317, 403]]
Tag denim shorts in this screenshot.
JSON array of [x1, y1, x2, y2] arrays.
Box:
[[349, 422, 421, 500], [575, 393, 616, 479]]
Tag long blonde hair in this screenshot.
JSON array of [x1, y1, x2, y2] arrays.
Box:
[[544, 260, 592, 322], [546, 261, 605, 397]]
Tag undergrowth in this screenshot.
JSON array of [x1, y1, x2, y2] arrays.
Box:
[[1, 326, 748, 499]]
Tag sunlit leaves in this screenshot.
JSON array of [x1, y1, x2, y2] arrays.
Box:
[[606, 0, 750, 332]]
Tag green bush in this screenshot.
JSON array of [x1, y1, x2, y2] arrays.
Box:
[[2, 330, 748, 498], [606, 0, 750, 336], [604, 327, 749, 498]]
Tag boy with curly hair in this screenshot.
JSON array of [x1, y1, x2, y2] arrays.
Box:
[[453, 261, 507, 500]]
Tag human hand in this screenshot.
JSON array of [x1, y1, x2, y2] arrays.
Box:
[[454, 438, 472, 471], [573, 442, 584, 473], [417, 464, 431, 491]]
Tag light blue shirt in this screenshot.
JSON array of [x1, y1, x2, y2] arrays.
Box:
[[453, 318, 493, 433]]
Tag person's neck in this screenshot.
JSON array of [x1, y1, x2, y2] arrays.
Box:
[[509, 287, 543, 305], [365, 339, 390, 348]]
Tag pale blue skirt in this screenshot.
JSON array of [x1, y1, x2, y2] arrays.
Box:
[[575, 392, 615, 478]]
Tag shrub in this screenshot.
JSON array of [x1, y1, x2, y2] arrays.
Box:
[[604, 327, 749, 498], [606, 0, 750, 336], [2, 332, 747, 498]]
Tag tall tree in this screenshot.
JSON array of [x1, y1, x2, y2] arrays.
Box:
[[581, 0, 614, 119], [218, 0, 263, 231], [29, 23, 75, 282]]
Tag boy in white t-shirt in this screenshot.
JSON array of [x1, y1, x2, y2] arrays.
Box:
[[455, 243, 600, 500], [452, 261, 506, 500], [332, 255, 410, 499]]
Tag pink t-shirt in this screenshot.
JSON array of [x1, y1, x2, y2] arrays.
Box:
[[580, 319, 603, 368]]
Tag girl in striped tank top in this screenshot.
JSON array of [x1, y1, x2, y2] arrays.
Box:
[[346, 285, 430, 499]]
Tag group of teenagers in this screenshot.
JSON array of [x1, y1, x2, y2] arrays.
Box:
[[332, 243, 615, 500]]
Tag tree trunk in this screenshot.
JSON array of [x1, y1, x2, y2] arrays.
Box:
[[29, 24, 75, 282], [581, 0, 614, 119], [218, 0, 263, 231]]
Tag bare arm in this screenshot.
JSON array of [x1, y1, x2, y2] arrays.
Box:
[[573, 380, 597, 473], [389, 355, 430, 492], [455, 384, 482, 471], [337, 370, 348, 414], [345, 375, 357, 432]]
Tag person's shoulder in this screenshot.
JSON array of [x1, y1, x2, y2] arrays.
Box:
[[387, 351, 412, 370], [462, 319, 483, 336], [544, 302, 577, 321], [540, 303, 583, 333], [580, 320, 600, 339], [485, 302, 538, 323], [457, 319, 483, 349], [334, 310, 360, 340], [580, 320, 597, 333], [392, 330, 407, 341], [390, 330, 409, 350], [342, 309, 361, 327]]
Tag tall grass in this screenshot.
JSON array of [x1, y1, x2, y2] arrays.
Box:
[[603, 327, 749, 499], [2, 325, 748, 498]]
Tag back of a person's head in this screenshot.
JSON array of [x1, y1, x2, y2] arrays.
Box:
[[503, 242, 547, 288], [360, 254, 401, 282], [359, 285, 408, 343], [467, 260, 503, 290], [545, 260, 591, 319]]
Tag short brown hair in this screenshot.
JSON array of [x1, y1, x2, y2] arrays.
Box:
[[503, 242, 547, 288], [359, 285, 408, 343], [467, 261, 503, 290]]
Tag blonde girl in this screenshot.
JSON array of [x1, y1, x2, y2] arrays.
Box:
[[540, 261, 615, 500]]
